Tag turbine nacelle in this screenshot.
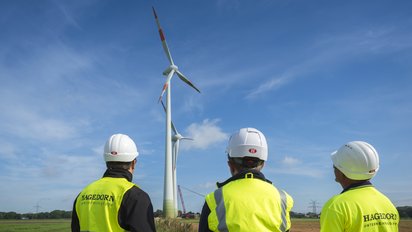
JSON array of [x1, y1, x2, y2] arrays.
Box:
[[172, 133, 183, 142], [172, 133, 193, 142], [163, 64, 179, 76]]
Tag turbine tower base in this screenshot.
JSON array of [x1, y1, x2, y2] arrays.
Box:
[[163, 199, 176, 218]]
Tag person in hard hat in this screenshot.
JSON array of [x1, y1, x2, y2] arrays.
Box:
[[71, 134, 156, 232], [198, 128, 294, 232], [320, 141, 399, 232]]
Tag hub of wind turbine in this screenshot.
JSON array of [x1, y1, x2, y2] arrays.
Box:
[[163, 64, 179, 76]]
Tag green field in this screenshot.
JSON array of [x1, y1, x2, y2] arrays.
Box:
[[1, 218, 411, 232], [0, 219, 71, 232]]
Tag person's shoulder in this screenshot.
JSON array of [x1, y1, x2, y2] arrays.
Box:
[[278, 188, 293, 200], [324, 189, 365, 213], [79, 178, 101, 191], [128, 185, 150, 196], [323, 193, 344, 208]]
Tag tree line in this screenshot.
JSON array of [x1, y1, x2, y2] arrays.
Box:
[[0, 210, 71, 220], [0, 206, 411, 220]]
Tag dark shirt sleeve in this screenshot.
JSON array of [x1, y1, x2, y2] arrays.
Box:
[[71, 197, 80, 232], [119, 186, 156, 232], [198, 201, 213, 232]]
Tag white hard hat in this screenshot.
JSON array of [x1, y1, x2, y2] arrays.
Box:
[[331, 141, 379, 180], [104, 134, 139, 162], [226, 128, 268, 161]]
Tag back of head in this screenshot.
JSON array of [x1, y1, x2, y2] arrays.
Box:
[[104, 134, 139, 163], [331, 141, 379, 180], [226, 128, 268, 169]]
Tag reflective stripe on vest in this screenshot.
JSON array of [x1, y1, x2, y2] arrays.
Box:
[[215, 188, 228, 232], [213, 186, 288, 232], [279, 189, 288, 232]]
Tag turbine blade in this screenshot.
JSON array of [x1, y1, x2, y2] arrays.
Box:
[[160, 99, 167, 112], [172, 140, 181, 171], [171, 122, 178, 135], [160, 100, 179, 135], [152, 7, 174, 65], [158, 82, 168, 103], [175, 140, 180, 164], [172, 141, 177, 171], [176, 70, 201, 93], [158, 69, 175, 102]]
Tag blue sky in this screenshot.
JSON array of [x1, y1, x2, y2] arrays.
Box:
[[1, 0, 411, 214]]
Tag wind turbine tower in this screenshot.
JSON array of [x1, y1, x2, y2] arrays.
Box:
[[152, 7, 200, 218], [161, 101, 193, 216]]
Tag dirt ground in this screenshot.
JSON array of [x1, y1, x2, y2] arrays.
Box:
[[290, 219, 412, 232], [189, 218, 412, 232], [399, 219, 412, 232], [290, 219, 319, 232]]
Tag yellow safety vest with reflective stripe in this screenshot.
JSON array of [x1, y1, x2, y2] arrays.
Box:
[[75, 177, 136, 232], [205, 173, 293, 232], [320, 184, 399, 232]]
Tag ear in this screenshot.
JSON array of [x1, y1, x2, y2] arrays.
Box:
[[334, 166, 345, 182], [131, 159, 137, 171], [227, 160, 236, 176]]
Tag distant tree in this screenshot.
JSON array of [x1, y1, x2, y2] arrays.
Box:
[[3, 212, 20, 219], [154, 209, 163, 217], [49, 210, 71, 219], [290, 211, 305, 218], [21, 213, 35, 219], [397, 206, 412, 218]]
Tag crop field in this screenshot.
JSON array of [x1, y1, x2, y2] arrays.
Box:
[[0, 218, 411, 231]]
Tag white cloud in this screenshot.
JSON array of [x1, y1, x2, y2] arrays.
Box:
[[1, 105, 78, 141], [245, 26, 412, 100], [55, 2, 82, 29], [92, 145, 104, 156], [282, 156, 301, 166], [266, 165, 325, 178], [266, 155, 326, 178], [0, 141, 17, 160], [182, 119, 228, 150], [246, 75, 290, 100], [198, 182, 217, 189]]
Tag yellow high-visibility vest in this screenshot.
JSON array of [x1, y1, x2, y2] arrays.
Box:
[[75, 177, 136, 232], [320, 185, 399, 232], [206, 173, 293, 232]]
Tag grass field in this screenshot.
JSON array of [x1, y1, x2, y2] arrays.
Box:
[[0, 218, 411, 231], [0, 219, 71, 232]]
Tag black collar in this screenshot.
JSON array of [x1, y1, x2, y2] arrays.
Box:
[[103, 168, 133, 182], [216, 170, 272, 188], [341, 180, 372, 194]]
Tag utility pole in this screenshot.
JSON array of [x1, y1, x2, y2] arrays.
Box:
[[34, 198, 49, 214], [34, 202, 41, 213], [308, 200, 320, 214]]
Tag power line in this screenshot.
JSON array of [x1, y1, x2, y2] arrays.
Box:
[[179, 185, 205, 197]]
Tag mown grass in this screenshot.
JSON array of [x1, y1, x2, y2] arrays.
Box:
[[0, 219, 71, 232]]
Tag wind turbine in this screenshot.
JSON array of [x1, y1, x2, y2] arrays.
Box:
[[152, 7, 200, 218], [172, 130, 193, 217], [161, 100, 193, 216]]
